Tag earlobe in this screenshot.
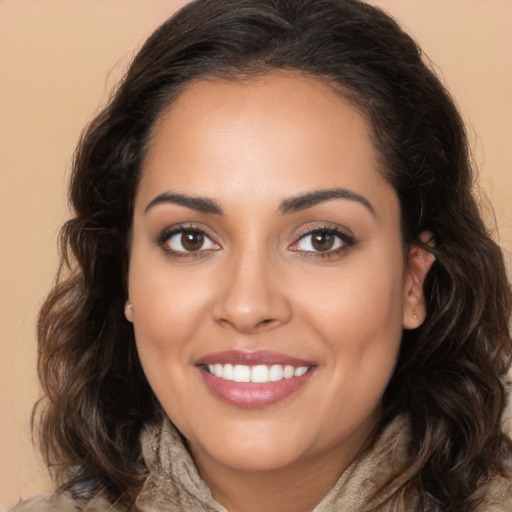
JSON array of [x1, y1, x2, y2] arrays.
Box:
[[125, 301, 134, 323], [403, 231, 435, 330]]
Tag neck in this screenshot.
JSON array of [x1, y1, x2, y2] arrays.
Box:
[[197, 454, 344, 512]]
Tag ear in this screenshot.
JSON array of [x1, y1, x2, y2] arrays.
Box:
[[403, 231, 435, 330], [125, 300, 134, 323]]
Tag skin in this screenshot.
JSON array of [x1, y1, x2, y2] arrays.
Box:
[[125, 73, 433, 512]]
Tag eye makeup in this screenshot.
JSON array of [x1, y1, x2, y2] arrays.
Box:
[[289, 225, 356, 261]]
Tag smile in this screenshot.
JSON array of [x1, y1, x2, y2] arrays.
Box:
[[195, 350, 316, 408], [206, 363, 310, 383]]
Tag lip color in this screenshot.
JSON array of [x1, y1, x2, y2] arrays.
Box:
[[195, 350, 315, 408]]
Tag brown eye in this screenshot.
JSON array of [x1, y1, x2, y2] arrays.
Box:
[[311, 231, 335, 251], [181, 230, 204, 251], [292, 228, 351, 254], [164, 228, 219, 253]]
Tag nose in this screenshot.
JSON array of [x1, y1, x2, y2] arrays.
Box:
[[212, 249, 292, 334]]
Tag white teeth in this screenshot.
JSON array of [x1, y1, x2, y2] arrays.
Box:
[[223, 363, 234, 381], [251, 365, 269, 383], [269, 364, 284, 381], [207, 363, 310, 382], [284, 365, 295, 379], [233, 364, 251, 382], [294, 366, 308, 377]]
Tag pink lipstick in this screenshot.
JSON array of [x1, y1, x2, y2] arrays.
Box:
[[195, 350, 315, 408]]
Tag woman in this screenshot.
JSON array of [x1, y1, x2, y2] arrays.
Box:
[[10, 0, 512, 510]]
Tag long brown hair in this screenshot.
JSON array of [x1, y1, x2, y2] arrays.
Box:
[[35, 0, 512, 509]]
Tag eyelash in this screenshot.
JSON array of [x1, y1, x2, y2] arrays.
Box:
[[157, 224, 220, 259], [290, 226, 355, 260], [156, 224, 355, 260]]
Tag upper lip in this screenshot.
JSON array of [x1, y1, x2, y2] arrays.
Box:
[[194, 350, 315, 367]]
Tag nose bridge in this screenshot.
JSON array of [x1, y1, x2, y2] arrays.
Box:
[[214, 239, 291, 332]]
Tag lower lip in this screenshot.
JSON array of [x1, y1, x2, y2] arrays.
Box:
[[198, 367, 314, 408]]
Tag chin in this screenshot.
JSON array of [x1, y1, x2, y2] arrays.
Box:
[[187, 420, 315, 473], [200, 443, 306, 473]]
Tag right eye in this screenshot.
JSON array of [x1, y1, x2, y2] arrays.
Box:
[[161, 228, 220, 254]]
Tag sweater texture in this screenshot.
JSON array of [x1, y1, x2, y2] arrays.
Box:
[[7, 415, 512, 511]]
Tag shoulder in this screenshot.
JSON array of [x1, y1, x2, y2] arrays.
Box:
[[6, 492, 113, 512], [6, 493, 82, 512], [474, 474, 512, 511]]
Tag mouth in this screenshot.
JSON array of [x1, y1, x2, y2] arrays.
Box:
[[195, 350, 316, 408], [204, 363, 310, 382]]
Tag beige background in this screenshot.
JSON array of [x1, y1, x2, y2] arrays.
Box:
[[1, 0, 511, 508]]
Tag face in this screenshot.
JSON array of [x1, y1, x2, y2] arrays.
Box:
[[126, 74, 429, 479]]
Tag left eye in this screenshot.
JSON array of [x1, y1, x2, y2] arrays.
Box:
[[294, 229, 346, 252], [165, 229, 219, 253]]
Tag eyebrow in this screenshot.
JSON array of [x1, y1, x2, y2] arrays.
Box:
[[278, 188, 375, 215], [144, 192, 223, 215], [144, 187, 375, 217]]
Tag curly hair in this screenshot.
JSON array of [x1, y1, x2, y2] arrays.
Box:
[[35, 0, 512, 510]]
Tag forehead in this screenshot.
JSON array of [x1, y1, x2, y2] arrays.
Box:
[[138, 73, 396, 215]]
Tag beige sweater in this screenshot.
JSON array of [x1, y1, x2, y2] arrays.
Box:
[[8, 415, 512, 512]]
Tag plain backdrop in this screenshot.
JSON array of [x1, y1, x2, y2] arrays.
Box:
[[1, 0, 511, 508]]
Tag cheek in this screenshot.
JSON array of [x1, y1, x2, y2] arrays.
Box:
[[298, 250, 405, 340], [294, 250, 405, 404], [127, 252, 215, 366], [127, 258, 216, 424]]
